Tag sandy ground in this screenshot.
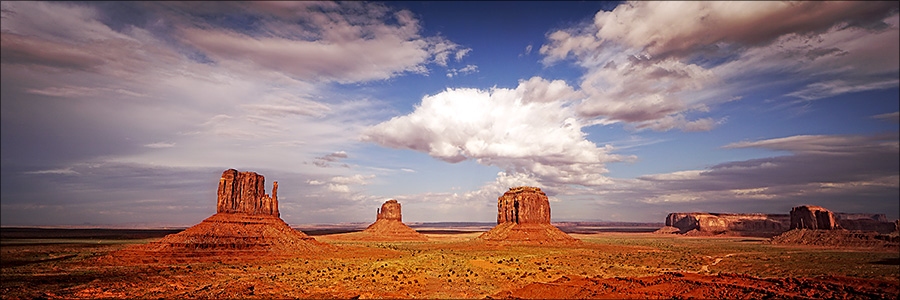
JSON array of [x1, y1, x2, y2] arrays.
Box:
[[2, 229, 898, 299]]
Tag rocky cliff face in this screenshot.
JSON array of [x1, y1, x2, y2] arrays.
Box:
[[665, 213, 789, 236], [376, 199, 402, 222], [498, 186, 551, 224], [790, 205, 838, 230], [217, 169, 279, 217], [479, 186, 576, 243]]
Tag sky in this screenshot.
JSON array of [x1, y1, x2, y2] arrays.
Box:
[[1, 1, 898, 227]]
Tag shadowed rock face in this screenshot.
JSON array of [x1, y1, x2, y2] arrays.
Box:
[[498, 186, 551, 224], [217, 169, 279, 217], [790, 205, 838, 230], [376, 199, 402, 222]]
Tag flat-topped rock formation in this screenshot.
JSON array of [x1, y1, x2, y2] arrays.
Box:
[[662, 205, 898, 237], [111, 169, 329, 263], [663, 212, 790, 237], [478, 187, 577, 244], [835, 213, 896, 234], [790, 205, 838, 230]]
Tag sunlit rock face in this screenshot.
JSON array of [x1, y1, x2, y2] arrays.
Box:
[[790, 205, 839, 230], [665, 213, 790, 236], [479, 187, 577, 244], [497, 186, 551, 225], [217, 169, 279, 217], [376, 199, 402, 222], [343, 199, 427, 241]]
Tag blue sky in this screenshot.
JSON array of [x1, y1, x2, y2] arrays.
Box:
[[1, 1, 898, 226]]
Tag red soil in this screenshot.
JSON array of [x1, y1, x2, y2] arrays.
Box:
[[477, 223, 579, 244], [490, 272, 900, 299]]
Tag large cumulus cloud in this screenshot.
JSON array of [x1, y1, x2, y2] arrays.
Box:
[[362, 77, 633, 187]]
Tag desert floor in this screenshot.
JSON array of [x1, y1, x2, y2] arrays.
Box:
[[2, 227, 898, 299]]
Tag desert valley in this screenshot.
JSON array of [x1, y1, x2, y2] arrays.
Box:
[[2, 169, 898, 299]]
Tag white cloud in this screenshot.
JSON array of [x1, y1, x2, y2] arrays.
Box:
[[872, 111, 900, 123], [144, 142, 175, 149], [362, 77, 632, 186], [327, 184, 352, 194], [330, 174, 375, 185], [446, 64, 478, 78], [166, 1, 468, 84], [537, 1, 899, 131], [24, 168, 80, 176], [455, 48, 471, 61]]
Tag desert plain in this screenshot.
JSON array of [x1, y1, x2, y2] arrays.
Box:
[[2, 225, 899, 299]]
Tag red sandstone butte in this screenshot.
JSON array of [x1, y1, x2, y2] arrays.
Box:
[[110, 169, 328, 263], [478, 187, 577, 243], [376, 199, 402, 221], [356, 200, 427, 241], [790, 205, 839, 230], [217, 169, 279, 217]]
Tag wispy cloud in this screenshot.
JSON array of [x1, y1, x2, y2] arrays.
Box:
[[24, 168, 79, 176], [144, 142, 175, 149], [872, 111, 900, 123], [538, 1, 899, 130]]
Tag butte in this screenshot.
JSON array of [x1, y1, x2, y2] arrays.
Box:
[[477, 186, 578, 244], [334, 200, 428, 241], [112, 169, 330, 263]]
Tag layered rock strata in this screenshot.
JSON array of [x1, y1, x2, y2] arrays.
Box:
[[664, 206, 898, 236], [665, 213, 790, 236], [112, 169, 328, 262], [478, 187, 577, 243]]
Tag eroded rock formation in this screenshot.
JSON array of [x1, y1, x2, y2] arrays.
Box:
[[497, 186, 551, 224], [790, 205, 839, 230], [376, 199, 402, 221], [663, 205, 897, 237], [217, 169, 279, 217], [478, 187, 577, 243], [835, 213, 896, 233], [665, 213, 789, 236], [360, 200, 426, 241], [111, 169, 328, 263]]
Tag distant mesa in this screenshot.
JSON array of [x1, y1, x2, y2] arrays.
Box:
[[338, 199, 427, 241], [477, 186, 578, 244], [658, 204, 898, 238], [111, 169, 330, 263], [659, 212, 790, 237]]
